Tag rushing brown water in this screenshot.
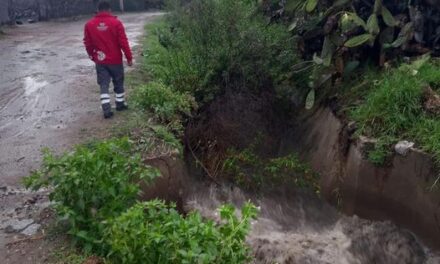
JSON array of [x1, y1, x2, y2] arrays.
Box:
[[186, 185, 440, 264]]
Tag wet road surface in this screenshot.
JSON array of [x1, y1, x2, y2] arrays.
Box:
[[0, 12, 162, 187]]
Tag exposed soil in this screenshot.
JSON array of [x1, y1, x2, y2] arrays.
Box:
[[185, 89, 286, 181], [0, 12, 163, 263]]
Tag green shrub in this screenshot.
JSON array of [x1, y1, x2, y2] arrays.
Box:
[[24, 138, 161, 253], [145, 0, 298, 103], [105, 200, 258, 264], [131, 81, 195, 122]]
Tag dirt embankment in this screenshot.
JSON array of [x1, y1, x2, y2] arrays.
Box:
[[281, 107, 440, 250], [182, 86, 440, 254], [184, 88, 286, 182]]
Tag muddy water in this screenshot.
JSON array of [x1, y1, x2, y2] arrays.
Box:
[[0, 12, 163, 187], [186, 185, 440, 263]]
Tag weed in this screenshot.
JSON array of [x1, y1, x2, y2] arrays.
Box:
[[223, 147, 320, 193], [151, 124, 183, 154], [109, 109, 182, 158], [50, 247, 94, 264], [105, 200, 258, 264], [23, 138, 161, 253], [265, 154, 320, 192], [110, 110, 151, 138], [131, 81, 195, 123], [364, 136, 395, 166]]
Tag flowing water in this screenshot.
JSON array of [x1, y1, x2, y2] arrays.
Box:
[[186, 184, 440, 264]]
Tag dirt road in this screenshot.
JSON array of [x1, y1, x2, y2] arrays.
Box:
[[0, 12, 161, 187], [0, 12, 162, 263]]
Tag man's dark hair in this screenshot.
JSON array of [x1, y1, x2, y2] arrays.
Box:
[[98, 1, 111, 11]]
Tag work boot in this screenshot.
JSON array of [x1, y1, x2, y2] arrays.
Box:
[[116, 102, 128, 111], [104, 111, 114, 119]]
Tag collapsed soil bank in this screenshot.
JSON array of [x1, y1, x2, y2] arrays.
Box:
[[141, 89, 440, 259], [141, 141, 440, 263], [182, 89, 440, 250], [280, 107, 440, 250]]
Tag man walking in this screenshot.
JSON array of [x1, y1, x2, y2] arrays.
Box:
[[83, 1, 132, 119]]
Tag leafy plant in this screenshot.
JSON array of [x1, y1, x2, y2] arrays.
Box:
[[279, 0, 430, 107], [24, 138, 161, 253], [105, 200, 258, 264]]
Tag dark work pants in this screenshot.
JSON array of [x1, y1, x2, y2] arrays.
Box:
[[95, 64, 125, 113]]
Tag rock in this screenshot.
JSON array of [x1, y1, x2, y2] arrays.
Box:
[[21, 223, 41, 236], [395, 141, 415, 156], [3, 219, 34, 233], [25, 197, 37, 204], [4, 225, 16, 233]]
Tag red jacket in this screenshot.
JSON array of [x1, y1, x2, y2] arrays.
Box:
[[83, 12, 132, 65]]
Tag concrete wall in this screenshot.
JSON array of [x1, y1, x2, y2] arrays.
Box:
[[281, 107, 440, 250], [39, 0, 97, 20], [0, 0, 11, 24], [4, 0, 162, 23], [9, 0, 97, 21]]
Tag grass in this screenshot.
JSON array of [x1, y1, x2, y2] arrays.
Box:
[[110, 52, 183, 158], [50, 248, 96, 264], [348, 59, 440, 165]]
